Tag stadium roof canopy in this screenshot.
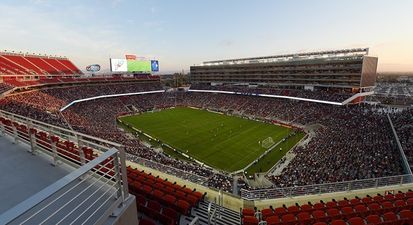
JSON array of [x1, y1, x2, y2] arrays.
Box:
[[201, 48, 369, 66]]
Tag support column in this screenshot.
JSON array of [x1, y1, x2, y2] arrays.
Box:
[[50, 135, 59, 166]]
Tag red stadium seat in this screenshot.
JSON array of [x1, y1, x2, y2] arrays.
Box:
[[162, 207, 180, 222], [366, 214, 382, 224], [348, 217, 366, 225], [354, 204, 368, 217], [140, 185, 153, 195], [287, 205, 299, 214], [261, 208, 274, 219], [164, 187, 175, 194], [313, 202, 326, 210], [312, 210, 328, 222], [181, 187, 193, 195], [300, 204, 313, 212], [159, 214, 175, 225], [139, 218, 156, 225], [341, 206, 355, 219], [175, 200, 190, 215], [381, 201, 395, 213], [136, 194, 146, 210], [326, 201, 338, 209], [394, 199, 407, 211], [337, 199, 350, 208], [162, 194, 177, 207], [147, 200, 161, 212], [191, 191, 203, 201], [395, 193, 405, 200], [152, 189, 165, 200], [281, 214, 296, 225], [154, 182, 165, 190], [186, 194, 199, 206], [406, 191, 413, 199], [313, 223, 327, 225], [265, 215, 280, 225], [384, 194, 395, 202], [399, 209, 413, 224], [242, 216, 258, 225], [383, 211, 398, 222], [350, 198, 362, 206], [407, 198, 413, 208], [331, 219, 346, 225], [297, 212, 312, 225], [174, 191, 186, 200], [373, 195, 384, 203], [274, 207, 287, 216], [327, 208, 341, 220], [368, 203, 382, 214], [242, 208, 255, 217]]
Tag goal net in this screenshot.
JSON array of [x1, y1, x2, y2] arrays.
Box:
[[261, 137, 275, 148]]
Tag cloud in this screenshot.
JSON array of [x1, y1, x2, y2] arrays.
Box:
[[218, 40, 234, 47], [0, 3, 140, 71]]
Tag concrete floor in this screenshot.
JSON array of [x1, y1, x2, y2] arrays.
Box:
[[0, 135, 70, 213]]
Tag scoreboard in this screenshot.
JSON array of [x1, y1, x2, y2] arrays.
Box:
[[110, 58, 159, 73]]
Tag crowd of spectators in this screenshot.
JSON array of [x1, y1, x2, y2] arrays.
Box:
[[391, 109, 413, 168], [190, 83, 353, 102], [0, 81, 406, 192], [0, 83, 14, 95]]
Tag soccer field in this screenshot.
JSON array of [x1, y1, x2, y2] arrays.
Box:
[[120, 107, 301, 172]]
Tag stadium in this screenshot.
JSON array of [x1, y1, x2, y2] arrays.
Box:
[[1, 46, 412, 225], [1, 2, 413, 225]]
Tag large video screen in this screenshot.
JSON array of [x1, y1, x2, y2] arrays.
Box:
[[127, 60, 151, 72], [151, 60, 159, 72], [110, 59, 128, 72], [110, 58, 159, 72]]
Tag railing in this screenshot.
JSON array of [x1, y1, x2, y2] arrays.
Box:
[[387, 113, 413, 175], [0, 110, 130, 225], [240, 174, 413, 200], [60, 90, 165, 112], [188, 89, 343, 106]]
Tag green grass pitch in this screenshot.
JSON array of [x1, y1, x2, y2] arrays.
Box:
[[120, 107, 302, 172]]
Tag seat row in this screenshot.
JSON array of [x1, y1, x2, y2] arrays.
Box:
[[136, 194, 179, 225], [127, 166, 205, 217], [243, 210, 413, 225], [242, 191, 413, 225], [243, 191, 413, 217]]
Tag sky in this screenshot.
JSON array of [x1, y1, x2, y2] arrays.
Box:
[[0, 0, 413, 73]]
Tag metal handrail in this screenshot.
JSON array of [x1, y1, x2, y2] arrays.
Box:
[[0, 109, 122, 148], [387, 114, 412, 175], [0, 111, 130, 225], [240, 174, 413, 200]]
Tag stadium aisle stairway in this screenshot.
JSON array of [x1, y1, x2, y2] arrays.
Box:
[[241, 192, 413, 225], [183, 201, 241, 225]]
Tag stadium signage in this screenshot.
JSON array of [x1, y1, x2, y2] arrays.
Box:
[[125, 54, 137, 60], [86, 64, 101, 72]]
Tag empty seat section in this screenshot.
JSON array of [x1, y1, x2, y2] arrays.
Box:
[[58, 59, 82, 73], [2, 55, 43, 74], [26, 56, 60, 74], [43, 58, 74, 74], [241, 191, 413, 225]]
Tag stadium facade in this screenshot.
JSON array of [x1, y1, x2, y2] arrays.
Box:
[[190, 48, 378, 92]]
